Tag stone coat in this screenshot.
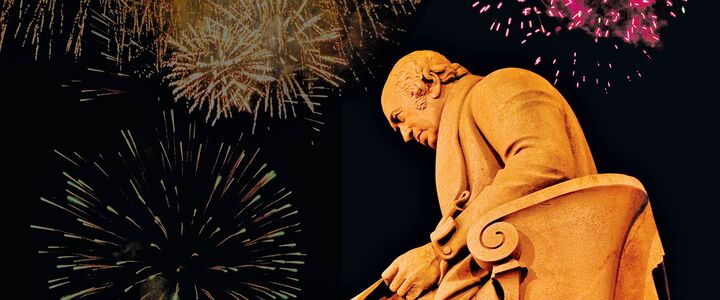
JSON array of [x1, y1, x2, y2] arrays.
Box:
[[430, 68, 597, 299]]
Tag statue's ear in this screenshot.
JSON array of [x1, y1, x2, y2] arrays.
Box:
[[428, 72, 442, 99]]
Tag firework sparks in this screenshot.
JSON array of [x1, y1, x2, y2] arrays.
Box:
[[165, 0, 347, 127], [0, 0, 13, 50], [471, 0, 685, 44], [2, 0, 424, 72], [164, 4, 274, 124], [3, 0, 178, 64], [470, 0, 686, 91], [33, 109, 305, 299], [472, 0, 551, 44], [4, 0, 424, 135], [544, 0, 684, 46]]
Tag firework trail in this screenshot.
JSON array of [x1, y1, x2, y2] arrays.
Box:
[[33, 109, 305, 299], [0, 0, 12, 50], [470, 0, 686, 91], [58, 8, 169, 103], [3, 0, 178, 65]]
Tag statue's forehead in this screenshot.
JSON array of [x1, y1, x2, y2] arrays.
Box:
[[381, 90, 405, 131], [381, 84, 402, 113]]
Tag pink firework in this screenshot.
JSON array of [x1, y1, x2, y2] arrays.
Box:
[[472, 0, 552, 44], [471, 0, 685, 45], [545, 0, 679, 46], [470, 0, 686, 92]]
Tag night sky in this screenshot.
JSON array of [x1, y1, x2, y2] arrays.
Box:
[[0, 0, 718, 299], [1, 7, 341, 299]]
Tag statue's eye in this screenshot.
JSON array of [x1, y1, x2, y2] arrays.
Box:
[[392, 111, 402, 123]]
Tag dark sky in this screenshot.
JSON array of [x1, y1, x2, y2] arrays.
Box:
[[343, 0, 718, 299], [1, 7, 341, 299], [0, 0, 717, 299]]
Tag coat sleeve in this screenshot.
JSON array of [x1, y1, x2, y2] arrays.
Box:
[[432, 68, 580, 260]]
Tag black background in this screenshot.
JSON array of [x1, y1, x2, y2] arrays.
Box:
[[1, 0, 718, 299], [343, 0, 718, 299], [1, 8, 341, 299]]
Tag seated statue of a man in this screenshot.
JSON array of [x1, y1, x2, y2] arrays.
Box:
[[379, 50, 598, 299]]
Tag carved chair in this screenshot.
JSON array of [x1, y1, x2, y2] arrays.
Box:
[[467, 174, 665, 300]]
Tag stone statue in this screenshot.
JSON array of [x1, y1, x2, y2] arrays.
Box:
[[354, 51, 666, 300]]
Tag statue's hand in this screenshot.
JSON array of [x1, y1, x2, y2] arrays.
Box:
[[381, 243, 440, 300]]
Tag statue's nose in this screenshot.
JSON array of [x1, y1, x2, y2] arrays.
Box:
[[399, 126, 413, 142]]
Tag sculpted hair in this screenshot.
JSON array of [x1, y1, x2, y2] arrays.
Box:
[[386, 50, 469, 109]]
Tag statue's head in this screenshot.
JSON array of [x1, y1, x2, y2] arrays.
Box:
[[381, 50, 468, 149]]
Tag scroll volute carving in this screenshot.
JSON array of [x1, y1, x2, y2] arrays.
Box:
[[467, 221, 520, 265]]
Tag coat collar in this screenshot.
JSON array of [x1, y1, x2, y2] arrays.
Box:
[[435, 75, 484, 216]]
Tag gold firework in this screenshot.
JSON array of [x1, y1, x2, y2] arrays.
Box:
[[165, 0, 347, 125], [2, 0, 422, 129], [12, 0, 62, 59], [253, 0, 346, 119], [6, 0, 178, 65], [164, 3, 274, 124], [0, 0, 13, 51]]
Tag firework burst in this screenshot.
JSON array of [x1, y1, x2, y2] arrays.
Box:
[[4, 0, 425, 134], [164, 0, 347, 127], [164, 4, 274, 125], [32, 110, 305, 299], [470, 0, 687, 92], [471, 0, 685, 44], [164, 0, 425, 127]]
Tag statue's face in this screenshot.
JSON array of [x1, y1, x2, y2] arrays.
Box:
[[381, 84, 445, 149]]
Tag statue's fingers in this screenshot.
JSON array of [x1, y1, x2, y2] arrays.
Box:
[[397, 279, 414, 297], [381, 262, 399, 284], [388, 274, 406, 293], [406, 286, 424, 300]]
